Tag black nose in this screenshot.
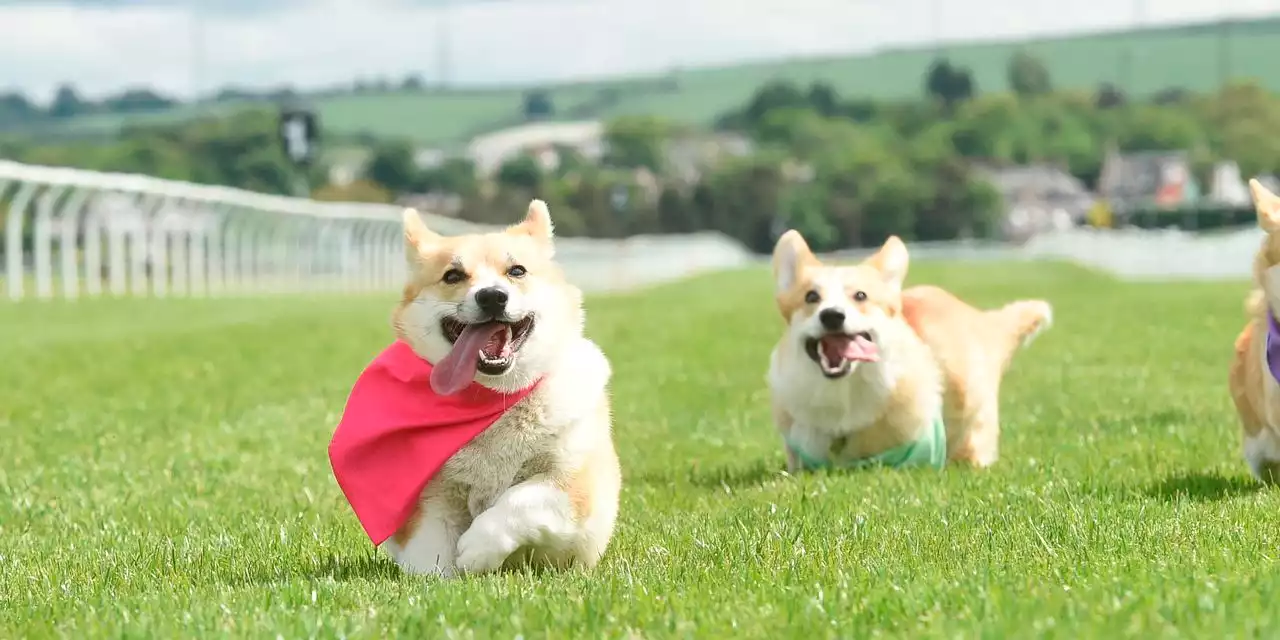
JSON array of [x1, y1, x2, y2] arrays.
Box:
[[818, 308, 845, 330], [474, 287, 509, 315]]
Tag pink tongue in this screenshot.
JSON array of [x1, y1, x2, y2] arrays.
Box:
[[430, 323, 506, 396], [823, 334, 879, 362]]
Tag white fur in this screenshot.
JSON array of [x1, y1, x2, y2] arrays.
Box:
[[1244, 431, 1280, 482], [387, 237, 617, 577], [385, 335, 615, 577], [1252, 318, 1280, 479], [767, 267, 941, 469]]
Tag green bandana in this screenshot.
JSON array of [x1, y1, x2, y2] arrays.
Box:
[[786, 415, 947, 470]]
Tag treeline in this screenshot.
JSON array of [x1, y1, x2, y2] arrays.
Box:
[[0, 73, 682, 130], [7, 51, 1280, 253]]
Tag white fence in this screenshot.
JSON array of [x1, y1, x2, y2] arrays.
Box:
[[0, 160, 754, 301]]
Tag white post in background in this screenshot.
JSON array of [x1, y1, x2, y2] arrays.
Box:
[[33, 185, 66, 300], [58, 187, 91, 299], [7, 182, 39, 301]]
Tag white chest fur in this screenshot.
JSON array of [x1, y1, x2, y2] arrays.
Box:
[[439, 338, 611, 515], [767, 346, 896, 460]]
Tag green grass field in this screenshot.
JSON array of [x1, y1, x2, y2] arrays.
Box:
[[25, 18, 1280, 147], [3, 261, 1279, 637]]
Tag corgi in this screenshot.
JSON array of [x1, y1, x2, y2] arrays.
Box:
[[335, 200, 620, 577], [766, 231, 1052, 470], [1228, 179, 1280, 483]]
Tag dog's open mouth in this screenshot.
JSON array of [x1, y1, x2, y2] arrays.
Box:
[[804, 331, 878, 378], [441, 315, 535, 372], [429, 315, 536, 396]]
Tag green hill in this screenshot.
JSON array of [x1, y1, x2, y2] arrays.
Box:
[[23, 17, 1280, 146]]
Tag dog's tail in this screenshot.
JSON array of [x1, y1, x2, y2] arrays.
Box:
[[985, 299, 1053, 367]]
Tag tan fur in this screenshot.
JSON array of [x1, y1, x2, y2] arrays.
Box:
[[767, 231, 1052, 468], [381, 201, 620, 576], [1227, 179, 1280, 483]]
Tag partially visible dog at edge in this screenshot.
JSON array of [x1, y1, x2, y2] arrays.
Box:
[[330, 200, 620, 577], [1228, 179, 1280, 484], [766, 231, 1053, 471]]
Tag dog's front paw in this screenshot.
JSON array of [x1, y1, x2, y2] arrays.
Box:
[[455, 517, 518, 575]]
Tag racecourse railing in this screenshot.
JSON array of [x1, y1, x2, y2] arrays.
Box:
[[0, 160, 755, 301]]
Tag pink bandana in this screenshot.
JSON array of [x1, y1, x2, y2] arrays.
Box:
[[327, 341, 538, 545]]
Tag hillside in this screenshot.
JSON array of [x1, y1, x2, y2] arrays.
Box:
[[20, 17, 1280, 146]]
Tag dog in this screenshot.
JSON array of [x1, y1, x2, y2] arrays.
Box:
[[1228, 179, 1280, 483], [329, 200, 620, 577], [766, 231, 1052, 471]]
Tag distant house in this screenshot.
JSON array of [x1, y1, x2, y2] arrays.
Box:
[[974, 163, 1095, 243], [662, 132, 754, 185], [1096, 148, 1201, 216], [466, 120, 605, 177]]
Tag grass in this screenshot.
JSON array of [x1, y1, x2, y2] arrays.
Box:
[[21, 17, 1280, 146], [2, 260, 1278, 637]]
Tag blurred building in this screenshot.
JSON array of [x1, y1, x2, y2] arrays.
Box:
[[975, 163, 1094, 243]]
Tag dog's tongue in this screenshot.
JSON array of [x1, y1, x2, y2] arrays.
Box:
[[822, 334, 879, 362], [430, 322, 507, 396]]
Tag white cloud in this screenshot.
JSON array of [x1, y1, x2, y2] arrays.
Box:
[[0, 0, 1274, 102]]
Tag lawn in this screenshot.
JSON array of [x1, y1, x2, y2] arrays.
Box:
[[23, 17, 1280, 146], [2, 261, 1278, 637]]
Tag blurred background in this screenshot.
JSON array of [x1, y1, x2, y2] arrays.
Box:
[[3, 0, 1280, 298]]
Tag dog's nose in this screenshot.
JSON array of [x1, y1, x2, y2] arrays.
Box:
[[474, 286, 509, 316], [818, 308, 846, 331]]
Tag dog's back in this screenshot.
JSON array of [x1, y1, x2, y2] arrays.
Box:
[[901, 285, 1052, 466]]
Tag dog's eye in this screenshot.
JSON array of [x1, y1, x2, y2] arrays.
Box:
[[442, 268, 467, 285], [507, 265, 527, 278], [804, 290, 820, 304], [853, 291, 867, 302]]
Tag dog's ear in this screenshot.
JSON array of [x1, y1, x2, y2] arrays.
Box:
[[1251, 179, 1280, 233], [402, 208, 439, 260], [866, 235, 909, 291], [773, 230, 818, 295], [508, 199, 555, 254]]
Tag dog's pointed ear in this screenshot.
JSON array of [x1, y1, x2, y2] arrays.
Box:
[[773, 230, 818, 295], [1251, 179, 1280, 233], [866, 235, 909, 290], [508, 199, 555, 253], [402, 208, 439, 259]]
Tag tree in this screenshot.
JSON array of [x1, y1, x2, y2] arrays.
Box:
[[497, 154, 543, 191], [806, 82, 839, 117], [523, 89, 554, 120], [925, 59, 975, 111], [743, 80, 808, 127], [418, 157, 477, 196], [101, 87, 178, 114], [48, 83, 89, 119], [1007, 50, 1052, 97], [603, 115, 668, 171], [365, 140, 419, 194], [0, 91, 39, 124], [1095, 83, 1126, 109], [401, 74, 426, 92]]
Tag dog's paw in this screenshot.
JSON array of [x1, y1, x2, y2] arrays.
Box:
[[455, 518, 517, 575]]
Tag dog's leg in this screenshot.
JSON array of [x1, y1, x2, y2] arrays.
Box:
[[948, 397, 1000, 468], [772, 404, 801, 472], [383, 493, 463, 578], [455, 476, 580, 575]]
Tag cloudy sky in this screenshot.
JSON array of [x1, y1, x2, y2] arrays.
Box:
[[1, 0, 1276, 101]]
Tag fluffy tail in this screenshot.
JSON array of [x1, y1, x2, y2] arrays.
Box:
[[986, 299, 1053, 365]]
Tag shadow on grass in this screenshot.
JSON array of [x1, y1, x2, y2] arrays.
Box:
[[231, 553, 402, 587], [682, 459, 788, 490], [1142, 471, 1262, 502]]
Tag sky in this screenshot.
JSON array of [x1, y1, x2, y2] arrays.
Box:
[[1, 0, 1277, 102]]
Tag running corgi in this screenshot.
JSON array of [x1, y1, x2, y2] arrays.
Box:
[[766, 231, 1052, 470], [1228, 179, 1280, 483]]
